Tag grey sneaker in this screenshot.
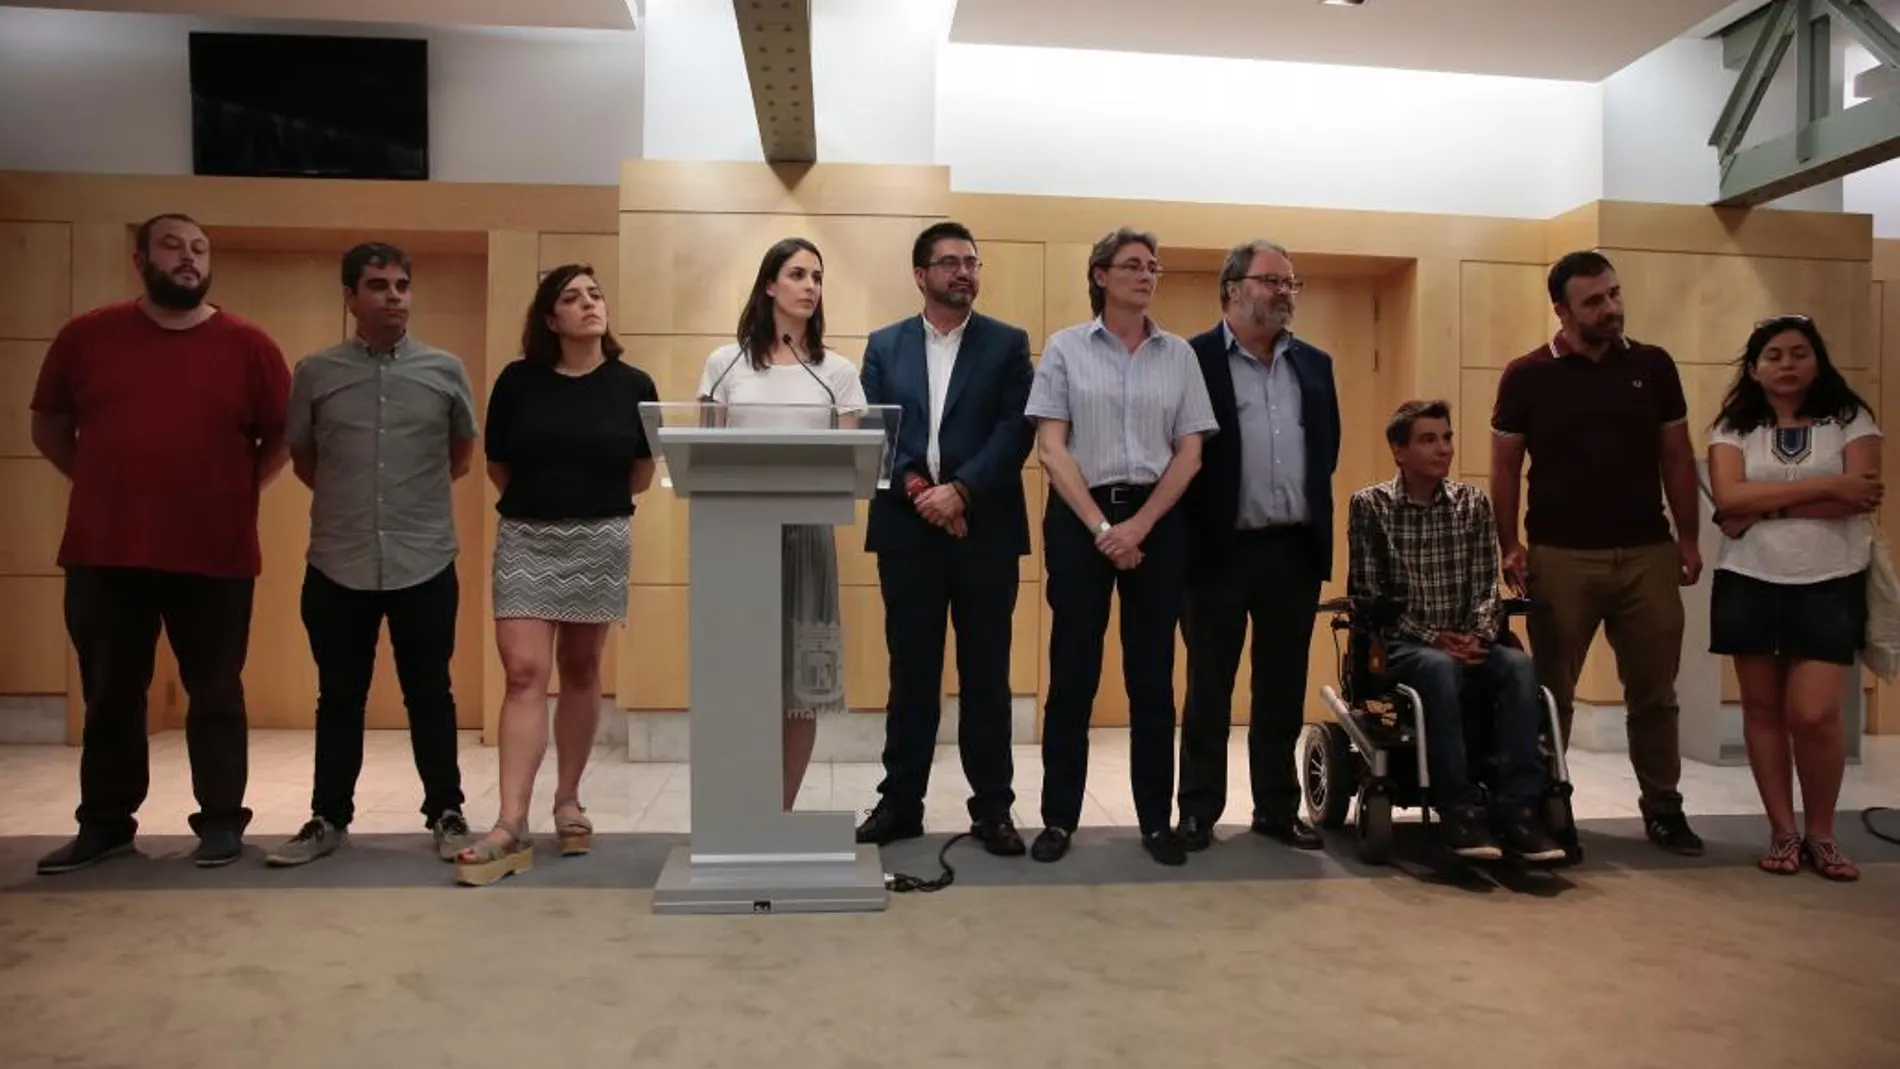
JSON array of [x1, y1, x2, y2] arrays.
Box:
[[432, 809, 476, 861], [266, 818, 345, 867]]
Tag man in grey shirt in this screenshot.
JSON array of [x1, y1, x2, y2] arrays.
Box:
[[267, 243, 481, 867]]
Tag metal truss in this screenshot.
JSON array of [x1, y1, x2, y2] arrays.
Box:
[[1711, 0, 1900, 205]]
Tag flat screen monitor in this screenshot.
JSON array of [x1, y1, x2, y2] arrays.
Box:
[[188, 31, 429, 181]]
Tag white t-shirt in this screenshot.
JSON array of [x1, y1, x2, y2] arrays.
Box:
[[1711, 407, 1883, 584], [696, 343, 867, 429]]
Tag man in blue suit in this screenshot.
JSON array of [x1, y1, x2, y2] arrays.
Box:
[[1177, 239, 1341, 852], [857, 222, 1036, 855]]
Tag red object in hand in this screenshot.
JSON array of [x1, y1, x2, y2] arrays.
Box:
[[904, 472, 932, 500]]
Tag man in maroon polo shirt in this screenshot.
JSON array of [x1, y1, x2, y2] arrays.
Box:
[[1490, 249, 1705, 856], [29, 213, 291, 874]]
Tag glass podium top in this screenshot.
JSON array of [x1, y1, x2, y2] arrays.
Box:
[[638, 401, 902, 492]]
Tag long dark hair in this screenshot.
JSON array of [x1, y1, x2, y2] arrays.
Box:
[[1713, 315, 1872, 434], [521, 263, 625, 367], [737, 237, 826, 371]]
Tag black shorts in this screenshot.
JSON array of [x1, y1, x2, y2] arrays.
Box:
[[1709, 569, 1867, 666]]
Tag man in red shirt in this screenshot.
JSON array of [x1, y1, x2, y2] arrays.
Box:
[[30, 213, 291, 874], [1490, 250, 1705, 856]]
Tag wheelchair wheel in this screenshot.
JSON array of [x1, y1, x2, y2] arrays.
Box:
[[1298, 723, 1356, 830], [1356, 783, 1394, 866]]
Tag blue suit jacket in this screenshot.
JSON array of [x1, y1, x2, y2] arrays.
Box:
[[1182, 323, 1342, 581], [860, 312, 1035, 556]]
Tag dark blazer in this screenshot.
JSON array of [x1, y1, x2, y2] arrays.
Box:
[[1183, 322, 1342, 582], [860, 312, 1035, 557]]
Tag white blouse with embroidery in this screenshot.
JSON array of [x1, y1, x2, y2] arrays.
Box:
[[1710, 407, 1882, 584]]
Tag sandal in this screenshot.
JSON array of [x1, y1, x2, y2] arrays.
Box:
[[1757, 831, 1803, 875], [453, 820, 533, 887], [1802, 838, 1860, 882], [554, 798, 593, 857]]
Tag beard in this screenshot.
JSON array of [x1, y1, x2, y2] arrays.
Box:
[[1578, 315, 1624, 346], [1247, 296, 1293, 334], [928, 282, 973, 310], [143, 263, 211, 311]]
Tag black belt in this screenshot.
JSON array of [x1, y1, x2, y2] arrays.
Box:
[[1236, 523, 1310, 541], [1091, 484, 1153, 506]]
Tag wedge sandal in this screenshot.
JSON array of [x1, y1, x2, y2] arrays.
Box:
[[453, 821, 533, 887], [554, 798, 593, 857]]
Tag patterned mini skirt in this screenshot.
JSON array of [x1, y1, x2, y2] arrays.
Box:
[[493, 516, 631, 624]]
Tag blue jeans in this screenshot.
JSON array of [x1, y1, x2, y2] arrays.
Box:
[[1384, 639, 1547, 812]]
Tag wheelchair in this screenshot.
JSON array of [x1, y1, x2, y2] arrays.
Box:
[[1296, 595, 1582, 868]]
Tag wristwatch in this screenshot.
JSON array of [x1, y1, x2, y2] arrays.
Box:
[[1095, 519, 1112, 536]]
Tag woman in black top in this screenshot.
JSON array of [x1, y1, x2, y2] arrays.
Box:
[[454, 262, 658, 886]]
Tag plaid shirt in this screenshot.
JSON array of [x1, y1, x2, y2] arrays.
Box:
[[1347, 476, 1501, 644]]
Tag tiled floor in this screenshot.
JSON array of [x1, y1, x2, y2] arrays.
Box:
[[3, 728, 1897, 839]]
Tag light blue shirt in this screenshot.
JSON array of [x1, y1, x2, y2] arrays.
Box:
[[1026, 317, 1220, 487], [1224, 322, 1308, 527]]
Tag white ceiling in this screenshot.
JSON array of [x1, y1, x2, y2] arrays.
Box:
[[948, 0, 1746, 82], [0, 0, 636, 31]]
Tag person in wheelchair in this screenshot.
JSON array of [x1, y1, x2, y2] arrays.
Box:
[[1346, 400, 1567, 863]]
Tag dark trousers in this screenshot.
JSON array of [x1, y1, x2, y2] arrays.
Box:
[[1178, 528, 1322, 823], [65, 565, 256, 838], [302, 564, 464, 829], [1041, 487, 1189, 834], [874, 541, 1019, 821], [1384, 639, 1547, 812]]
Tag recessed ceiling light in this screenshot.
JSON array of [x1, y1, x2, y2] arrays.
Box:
[[1320, 0, 1367, 6]]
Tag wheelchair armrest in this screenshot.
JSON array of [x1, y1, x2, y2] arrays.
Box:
[[1316, 596, 1353, 615]]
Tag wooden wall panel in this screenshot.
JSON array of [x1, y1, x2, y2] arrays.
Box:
[[68, 223, 135, 313], [0, 577, 67, 694], [0, 340, 47, 457], [1460, 262, 1554, 368], [618, 584, 687, 710], [1612, 252, 1873, 377], [0, 458, 64, 575], [0, 223, 72, 339], [1040, 243, 1092, 346], [617, 214, 935, 338], [974, 240, 1045, 352]]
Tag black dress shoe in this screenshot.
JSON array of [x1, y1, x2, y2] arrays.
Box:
[[1143, 830, 1187, 866], [1176, 815, 1214, 852], [855, 805, 924, 846], [1030, 827, 1071, 863], [193, 828, 244, 868], [970, 817, 1026, 857], [1251, 813, 1323, 850], [36, 827, 135, 876]]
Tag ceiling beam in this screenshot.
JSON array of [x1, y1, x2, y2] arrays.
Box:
[[1717, 88, 1900, 204], [733, 0, 815, 162], [1720, 2, 1782, 70], [1709, 0, 1900, 205]]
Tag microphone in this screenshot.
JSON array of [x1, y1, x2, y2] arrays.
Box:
[[784, 331, 838, 427], [700, 347, 748, 403]]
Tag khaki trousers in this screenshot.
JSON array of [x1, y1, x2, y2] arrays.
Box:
[[1525, 542, 1685, 810]]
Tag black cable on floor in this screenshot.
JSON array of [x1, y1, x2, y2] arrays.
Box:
[[1863, 806, 1900, 846], [885, 832, 970, 893]]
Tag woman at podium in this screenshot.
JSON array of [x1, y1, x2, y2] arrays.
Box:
[[697, 237, 869, 810], [456, 263, 659, 886]]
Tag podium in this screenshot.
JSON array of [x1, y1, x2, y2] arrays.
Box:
[[638, 401, 900, 915]]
